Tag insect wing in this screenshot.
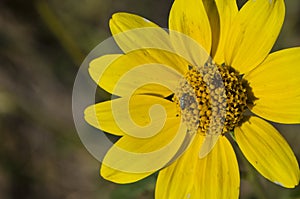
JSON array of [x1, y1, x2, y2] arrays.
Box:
[[179, 96, 186, 109]]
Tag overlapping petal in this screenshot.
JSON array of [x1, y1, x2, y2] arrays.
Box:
[[86, 95, 189, 182], [84, 95, 179, 136], [86, 0, 300, 196], [202, 0, 219, 58], [169, 0, 212, 52], [245, 47, 300, 123], [101, 164, 153, 184], [110, 13, 173, 53], [205, 0, 238, 64], [101, 116, 187, 183], [169, 0, 211, 66], [225, 0, 285, 74], [89, 49, 190, 97], [235, 116, 300, 188], [155, 135, 239, 199]]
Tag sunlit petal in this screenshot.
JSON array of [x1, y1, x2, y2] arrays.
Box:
[[89, 49, 189, 97], [245, 47, 300, 123], [235, 116, 300, 188], [225, 0, 285, 74], [156, 135, 239, 199], [110, 13, 173, 53]]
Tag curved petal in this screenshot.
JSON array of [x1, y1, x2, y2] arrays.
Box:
[[100, 116, 186, 183], [202, 0, 220, 58], [155, 135, 240, 199], [110, 12, 158, 33], [101, 116, 187, 172], [235, 116, 300, 188], [89, 49, 189, 97], [110, 13, 173, 53], [155, 135, 204, 199], [210, 0, 238, 64], [225, 0, 285, 74], [169, 0, 212, 65], [245, 47, 300, 123], [84, 95, 179, 136], [88, 95, 188, 183], [101, 165, 153, 184]]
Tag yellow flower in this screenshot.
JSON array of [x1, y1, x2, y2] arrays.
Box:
[[84, 0, 300, 198]]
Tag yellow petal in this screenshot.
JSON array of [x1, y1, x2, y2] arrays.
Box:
[[156, 135, 240, 199], [202, 0, 219, 58], [110, 13, 173, 53], [88, 53, 121, 91], [84, 95, 179, 136], [235, 116, 300, 188], [84, 99, 124, 136], [110, 12, 158, 34], [155, 135, 203, 199], [89, 95, 187, 183], [168, 0, 211, 66], [89, 49, 189, 97], [101, 164, 153, 184], [245, 47, 300, 123], [102, 116, 187, 173], [210, 0, 238, 64], [198, 136, 239, 199], [225, 0, 285, 74], [100, 116, 186, 183]]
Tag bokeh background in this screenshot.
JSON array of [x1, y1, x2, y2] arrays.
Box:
[[0, 0, 300, 199]]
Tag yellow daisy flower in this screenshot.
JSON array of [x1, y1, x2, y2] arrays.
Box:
[[84, 0, 300, 198]]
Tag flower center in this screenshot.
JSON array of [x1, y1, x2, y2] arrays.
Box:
[[174, 61, 248, 135]]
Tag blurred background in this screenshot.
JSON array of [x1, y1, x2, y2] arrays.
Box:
[[0, 0, 299, 199]]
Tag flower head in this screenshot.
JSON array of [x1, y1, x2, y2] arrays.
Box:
[[84, 0, 300, 198]]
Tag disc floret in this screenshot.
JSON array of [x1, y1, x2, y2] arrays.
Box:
[[174, 61, 248, 135]]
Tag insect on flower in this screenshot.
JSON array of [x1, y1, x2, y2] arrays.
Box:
[[83, 0, 300, 198]]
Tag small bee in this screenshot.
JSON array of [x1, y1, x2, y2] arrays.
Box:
[[179, 93, 195, 110], [179, 94, 188, 110]]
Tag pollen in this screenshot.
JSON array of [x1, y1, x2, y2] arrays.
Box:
[[173, 60, 249, 135]]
